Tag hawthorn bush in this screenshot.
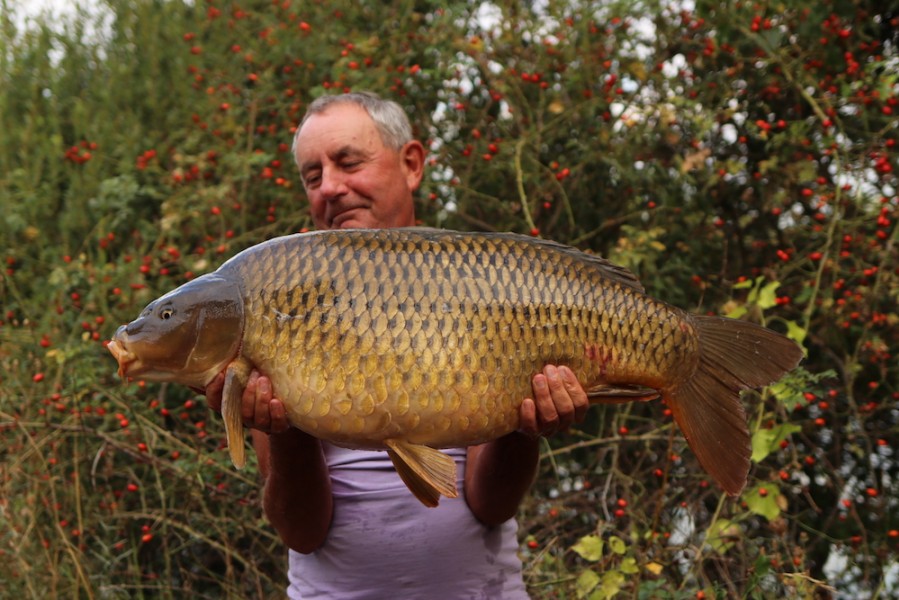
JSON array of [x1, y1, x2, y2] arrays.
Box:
[[1, 0, 896, 597]]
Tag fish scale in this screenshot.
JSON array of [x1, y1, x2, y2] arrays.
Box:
[[108, 227, 803, 506]]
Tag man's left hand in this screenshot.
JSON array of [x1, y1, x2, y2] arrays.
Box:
[[518, 365, 589, 438]]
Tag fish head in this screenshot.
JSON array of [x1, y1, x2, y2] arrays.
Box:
[[108, 274, 244, 388]]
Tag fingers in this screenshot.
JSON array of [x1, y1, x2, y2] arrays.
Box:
[[532, 372, 561, 436], [237, 371, 289, 434], [560, 366, 589, 424], [545, 366, 575, 430], [268, 399, 290, 434], [519, 397, 539, 438], [520, 365, 590, 438], [204, 372, 225, 412], [240, 371, 260, 423]]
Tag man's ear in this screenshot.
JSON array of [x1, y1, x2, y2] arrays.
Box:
[[400, 140, 426, 191]]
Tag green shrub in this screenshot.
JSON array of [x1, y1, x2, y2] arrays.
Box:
[[2, 0, 896, 596]]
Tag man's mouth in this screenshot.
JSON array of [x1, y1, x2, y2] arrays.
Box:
[[331, 207, 368, 228]]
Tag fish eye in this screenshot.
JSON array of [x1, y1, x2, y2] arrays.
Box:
[[159, 307, 174, 320]]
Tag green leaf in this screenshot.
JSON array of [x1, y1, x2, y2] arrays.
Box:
[[785, 320, 807, 345], [598, 570, 626, 598], [751, 423, 802, 463], [576, 569, 600, 599], [608, 535, 626, 555], [761, 27, 782, 50], [753, 552, 774, 579], [725, 304, 748, 319], [768, 379, 806, 412], [637, 580, 668, 599], [756, 280, 781, 310], [572, 535, 604, 561], [769, 367, 836, 412], [758, 157, 779, 175], [745, 278, 763, 302], [4, 212, 27, 232], [744, 484, 783, 520], [741, 277, 781, 311], [706, 519, 741, 554], [620, 557, 639, 575]]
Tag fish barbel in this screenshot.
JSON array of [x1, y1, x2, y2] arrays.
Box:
[[107, 228, 803, 505]]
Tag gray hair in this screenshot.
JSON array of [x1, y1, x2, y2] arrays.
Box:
[[291, 91, 413, 158]]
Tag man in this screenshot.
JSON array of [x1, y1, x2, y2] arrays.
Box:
[[205, 92, 589, 598]]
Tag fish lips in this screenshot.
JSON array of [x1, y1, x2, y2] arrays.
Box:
[[107, 328, 139, 380]]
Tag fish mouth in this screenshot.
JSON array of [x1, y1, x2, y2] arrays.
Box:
[[107, 338, 139, 380]]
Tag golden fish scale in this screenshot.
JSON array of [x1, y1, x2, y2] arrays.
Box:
[[224, 229, 698, 449]]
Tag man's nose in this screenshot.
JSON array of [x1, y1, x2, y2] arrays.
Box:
[[319, 166, 348, 200]]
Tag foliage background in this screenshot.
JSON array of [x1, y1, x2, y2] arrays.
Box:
[[1, 0, 897, 597]]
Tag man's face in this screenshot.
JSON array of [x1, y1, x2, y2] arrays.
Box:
[[294, 103, 422, 230]]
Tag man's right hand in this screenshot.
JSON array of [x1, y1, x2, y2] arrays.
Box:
[[204, 370, 291, 434]]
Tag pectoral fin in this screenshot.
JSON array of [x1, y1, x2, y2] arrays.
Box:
[[222, 358, 253, 469], [384, 439, 458, 507], [586, 384, 660, 404]]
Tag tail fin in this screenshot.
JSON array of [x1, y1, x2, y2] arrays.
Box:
[[664, 315, 803, 496]]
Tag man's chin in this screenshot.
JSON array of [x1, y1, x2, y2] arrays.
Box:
[[337, 220, 366, 229], [332, 211, 376, 229]]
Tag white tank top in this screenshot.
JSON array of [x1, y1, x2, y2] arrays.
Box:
[[286, 444, 530, 599]]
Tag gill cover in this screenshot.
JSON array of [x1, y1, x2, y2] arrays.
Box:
[[113, 274, 244, 388]]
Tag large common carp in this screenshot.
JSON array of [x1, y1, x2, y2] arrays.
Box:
[[107, 228, 803, 506]]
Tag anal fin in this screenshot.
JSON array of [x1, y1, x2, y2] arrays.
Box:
[[384, 439, 458, 507], [586, 384, 660, 404]]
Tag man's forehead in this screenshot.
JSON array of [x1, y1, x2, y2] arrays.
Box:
[[296, 106, 382, 160], [300, 104, 378, 140]]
